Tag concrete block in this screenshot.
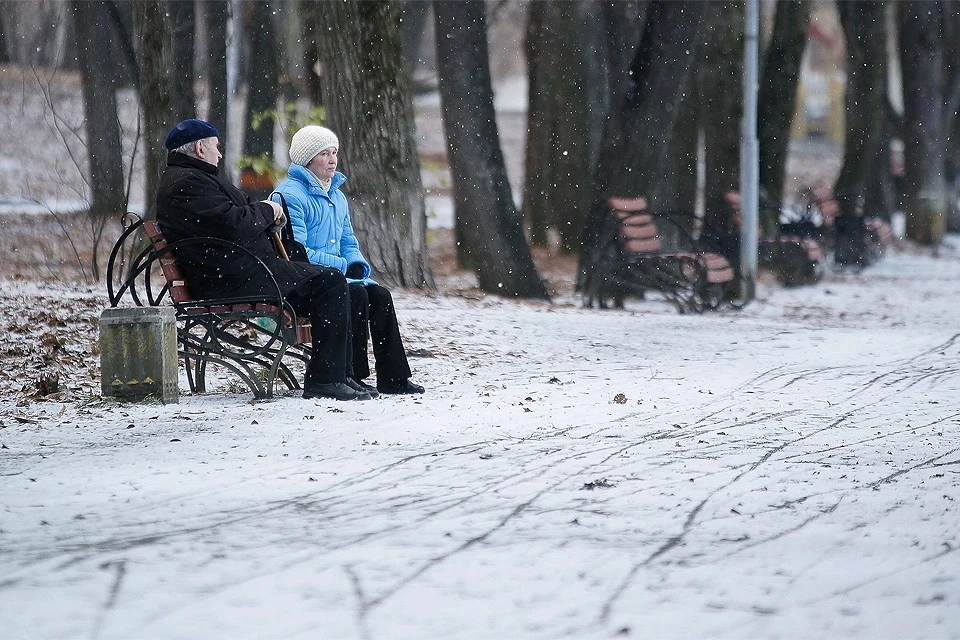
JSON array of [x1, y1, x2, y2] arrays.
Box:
[[100, 307, 178, 403]]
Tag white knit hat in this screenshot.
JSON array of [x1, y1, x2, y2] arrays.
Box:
[[289, 125, 339, 166]]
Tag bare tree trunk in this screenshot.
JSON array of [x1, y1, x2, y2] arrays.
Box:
[[434, 0, 549, 300], [833, 0, 886, 217], [579, 0, 705, 292], [0, 1, 10, 63], [699, 0, 743, 231], [135, 0, 176, 220], [522, 1, 553, 247], [401, 0, 431, 90], [242, 0, 277, 159], [522, 1, 606, 253], [169, 0, 196, 120], [301, 0, 324, 106], [899, 0, 946, 245], [673, 88, 698, 215], [758, 0, 809, 205], [601, 1, 647, 107], [593, 1, 704, 201], [943, 0, 960, 231], [239, 0, 277, 199], [71, 0, 126, 220], [314, 0, 433, 289], [203, 0, 229, 179]]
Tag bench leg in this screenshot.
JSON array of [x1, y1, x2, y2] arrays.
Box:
[[178, 321, 275, 399]]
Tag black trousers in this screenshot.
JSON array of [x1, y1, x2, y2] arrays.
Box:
[[348, 283, 411, 383], [286, 270, 352, 384]]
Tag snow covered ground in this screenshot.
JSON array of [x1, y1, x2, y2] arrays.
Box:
[[2, 239, 960, 639]]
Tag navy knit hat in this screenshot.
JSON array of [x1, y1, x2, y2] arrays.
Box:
[[165, 119, 219, 151]]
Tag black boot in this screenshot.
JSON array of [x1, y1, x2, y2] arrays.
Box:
[[303, 381, 372, 401], [377, 379, 425, 395], [347, 378, 379, 399]]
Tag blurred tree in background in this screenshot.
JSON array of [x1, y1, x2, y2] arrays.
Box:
[[434, 0, 549, 300]]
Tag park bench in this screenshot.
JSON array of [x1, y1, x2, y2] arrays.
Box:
[[796, 187, 894, 267], [106, 214, 311, 399], [585, 197, 740, 313], [757, 233, 825, 287], [707, 190, 825, 288]]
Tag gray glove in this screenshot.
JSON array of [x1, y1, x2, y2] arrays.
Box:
[[267, 209, 286, 233]]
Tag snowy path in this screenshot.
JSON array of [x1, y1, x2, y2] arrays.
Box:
[[2, 247, 960, 639]]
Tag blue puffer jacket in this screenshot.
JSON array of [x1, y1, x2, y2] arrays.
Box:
[[271, 164, 376, 286]]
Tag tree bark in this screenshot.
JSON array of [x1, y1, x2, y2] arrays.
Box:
[[203, 0, 229, 179], [71, 0, 127, 220], [168, 0, 196, 121], [758, 0, 809, 206], [522, 1, 607, 253], [832, 0, 886, 217], [579, 0, 705, 292], [134, 0, 176, 220], [673, 88, 698, 215], [314, 0, 433, 289], [942, 1, 960, 231], [104, 1, 139, 88], [592, 0, 705, 200], [601, 1, 647, 108], [699, 0, 743, 231], [898, 0, 946, 244], [0, 2, 10, 63], [401, 0, 431, 91], [434, 0, 549, 300], [242, 0, 278, 193], [522, 1, 553, 247], [301, 0, 324, 106]]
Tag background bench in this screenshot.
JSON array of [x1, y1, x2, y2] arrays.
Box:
[[585, 197, 741, 313], [106, 214, 311, 399], [709, 190, 825, 288], [798, 187, 895, 267], [757, 234, 825, 287]]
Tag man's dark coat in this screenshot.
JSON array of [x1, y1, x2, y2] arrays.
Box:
[[156, 152, 330, 300]]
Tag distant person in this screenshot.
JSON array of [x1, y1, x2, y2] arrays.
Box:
[[271, 125, 424, 396], [155, 119, 372, 401]]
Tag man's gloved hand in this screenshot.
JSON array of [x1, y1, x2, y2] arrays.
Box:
[[345, 262, 365, 279], [267, 209, 287, 233], [263, 200, 286, 232]]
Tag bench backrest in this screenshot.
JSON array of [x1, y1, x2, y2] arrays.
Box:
[[142, 221, 195, 304], [608, 197, 662, 253]]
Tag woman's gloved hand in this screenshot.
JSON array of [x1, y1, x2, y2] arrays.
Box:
[[345, 262, 365, 279]]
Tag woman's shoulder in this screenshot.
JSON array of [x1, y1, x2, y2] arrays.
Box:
[[276, 179, 316, 206]]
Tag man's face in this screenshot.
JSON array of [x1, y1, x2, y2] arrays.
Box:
[[196, 137, 222, 167], [307, 147, 338, 181]]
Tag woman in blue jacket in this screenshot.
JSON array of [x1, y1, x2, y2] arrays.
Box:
[[272, 125, 424, 396]]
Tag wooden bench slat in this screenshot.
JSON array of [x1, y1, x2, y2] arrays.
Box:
[[608, 197, 648, 212], [169, 285, 193, 304], [622, 238, 662, 253]]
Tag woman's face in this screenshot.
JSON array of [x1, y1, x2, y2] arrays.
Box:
[[307, 147, 338, 181]]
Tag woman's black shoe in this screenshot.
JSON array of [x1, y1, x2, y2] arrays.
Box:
[[377, 379, 425, 395], [347, 378, 379, 398], [303, 381, 372, 401]]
